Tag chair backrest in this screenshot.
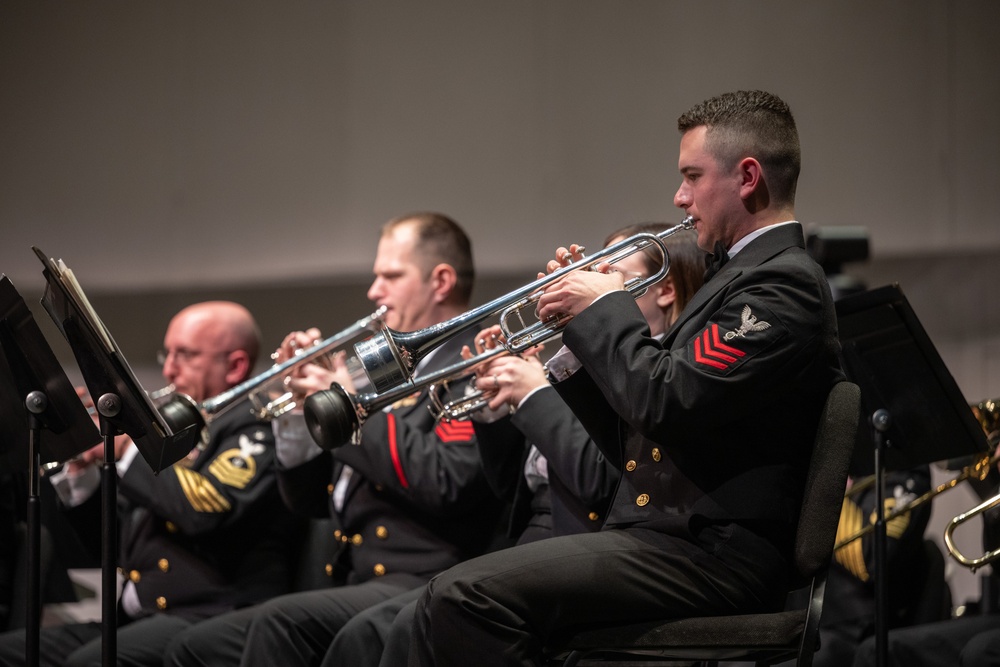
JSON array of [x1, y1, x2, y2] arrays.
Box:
[[792, 381, 861, 586]]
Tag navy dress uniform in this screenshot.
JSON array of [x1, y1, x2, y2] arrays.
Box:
[[409, 222, 845, 666], [475, 384, 619, 541], [163, 332, 503, 667], [0, 400, 301, 667], [319, 366, 622, 667]]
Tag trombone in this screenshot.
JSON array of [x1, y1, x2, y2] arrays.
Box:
[[944, 490, 1000, 572], [834, 450, 999, 551], [835, 395, 1000, 554], [304, 216, 695, 449], [942, 397, 1000, 571]]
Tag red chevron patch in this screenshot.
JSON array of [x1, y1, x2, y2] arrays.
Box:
[[694, 324, 747, 370], [435, 420, 475, 443]]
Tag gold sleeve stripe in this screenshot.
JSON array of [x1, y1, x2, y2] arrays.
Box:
[[208, 449, 257, 489], [174, 467, 232, 513], [834, 498, 870, 582], [882, 498, 911, 540]]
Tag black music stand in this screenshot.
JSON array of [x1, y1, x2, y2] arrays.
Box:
[[32, 248, 202, 667], [0, 276, 99, 667], [836, 283, 989, 667]]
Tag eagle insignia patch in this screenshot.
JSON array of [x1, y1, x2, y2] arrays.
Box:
[[724, 305, 771, 340], [691, 300, 782, 373]]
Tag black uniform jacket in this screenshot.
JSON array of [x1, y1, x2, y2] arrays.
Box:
[[474, 385, 619, 539], [66, 401, 300, 620], [554, 223, 844, 578], [278, 332, 501, 584]]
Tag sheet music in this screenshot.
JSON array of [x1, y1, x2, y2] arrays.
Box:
[[52, 258, 115, 353], [32, 247, 173, 436]]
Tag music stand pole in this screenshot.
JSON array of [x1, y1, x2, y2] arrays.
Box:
[[96, 393, 122, 667], [24, 391, 47, 667], [872, 408, 891, 667]]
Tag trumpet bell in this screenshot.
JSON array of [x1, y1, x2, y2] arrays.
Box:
[[304, 383, 361, 450], [355, 333, 414, 395], [156, 393, 206, 436]]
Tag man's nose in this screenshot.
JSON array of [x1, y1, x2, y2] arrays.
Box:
[[673, 183, 690, 209]]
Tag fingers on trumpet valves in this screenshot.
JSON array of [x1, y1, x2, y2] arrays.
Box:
[[557, 244, 586, 263]]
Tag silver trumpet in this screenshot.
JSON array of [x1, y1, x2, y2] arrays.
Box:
[[304, 216, 694, 450], [155, 307, 386, 433]]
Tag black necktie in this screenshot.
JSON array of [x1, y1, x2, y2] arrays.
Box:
[[703, 241, 729, 281]]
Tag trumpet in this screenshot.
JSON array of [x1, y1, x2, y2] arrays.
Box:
[[355, 216, 694, 395], [304, 217, 694, 449], [156, 307, 386, 433], [305, 343, 514, 448]]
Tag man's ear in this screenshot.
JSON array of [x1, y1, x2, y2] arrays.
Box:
[[224, 350, 252, 386], [737, 156, 764, 201], [429, 263, 458, 304]]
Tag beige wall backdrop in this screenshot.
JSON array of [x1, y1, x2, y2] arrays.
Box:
[[2, 1, 1000, 607]]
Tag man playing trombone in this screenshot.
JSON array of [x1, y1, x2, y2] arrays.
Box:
[[409, 90, 846, 666]]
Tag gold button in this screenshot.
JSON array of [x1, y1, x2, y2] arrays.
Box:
[[351, 534, 363, 546], [333, 529, 342, 540], [636, 493, 650, 507], [156, 596, 167, 610], [625, 460, 637, 472], [373, 564, 386, 576], [375, 526, 389, 539], [588, 512, 599, 521], [129, 570, 141, 583], [165, 521, 178, 533], [651, 448, 661, 462], [158, 559, 169, 573], [327, 484, 334, 494], [324, 563, 334, 577]]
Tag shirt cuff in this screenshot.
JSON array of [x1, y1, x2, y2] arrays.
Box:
[[544, 344, 583, 382], [273, 411, 325, 468], [49, 463, 100, 508]]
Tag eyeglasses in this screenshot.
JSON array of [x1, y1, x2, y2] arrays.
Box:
[[156, 348, 232, 366]]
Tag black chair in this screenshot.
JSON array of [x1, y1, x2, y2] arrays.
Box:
[[547, 381, 861, 667]]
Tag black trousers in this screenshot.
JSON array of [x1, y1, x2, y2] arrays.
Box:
[[0, 614, 192, 667], [165, 572, 425, 667], [409, 528, 784, 667], [321, 586, 423, 667], [851, 613, 1000, 667]]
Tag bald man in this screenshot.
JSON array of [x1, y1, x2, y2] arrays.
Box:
[[0, 301, 303, 667]]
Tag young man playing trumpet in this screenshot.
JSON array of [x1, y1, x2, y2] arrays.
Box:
[[409, 90, 845, 666]]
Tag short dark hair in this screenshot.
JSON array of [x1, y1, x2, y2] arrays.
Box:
[[383, 212, 475, 306], [677, 90, 801, 207]]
